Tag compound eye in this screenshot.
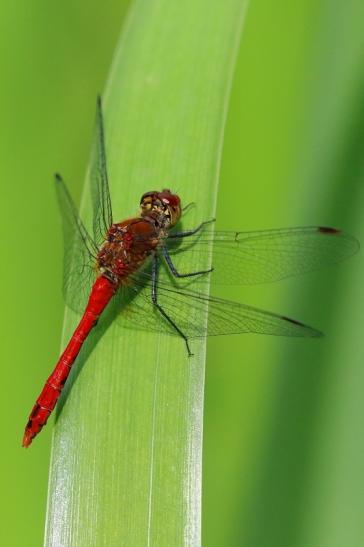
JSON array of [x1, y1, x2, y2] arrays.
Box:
[[140, 191, 158, 204], [142, 197, 153, 209]]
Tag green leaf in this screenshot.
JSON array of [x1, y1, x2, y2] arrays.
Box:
[[45, 1, 249, 545]]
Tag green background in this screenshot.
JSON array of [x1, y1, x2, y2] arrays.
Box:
[[1, 1, 364, 546]]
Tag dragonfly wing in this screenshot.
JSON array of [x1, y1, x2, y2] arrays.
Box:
[[165, 226, 359, 285], [114, 272, 322, 339], [89, 96, 113, 247], [55, 174, 98, 314]]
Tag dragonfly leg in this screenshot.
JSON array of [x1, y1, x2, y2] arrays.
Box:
[[182, 201, 195, 212], [168, 218, 215, 239], [162, 246, 213, 278], [152, 255, 193, 356]]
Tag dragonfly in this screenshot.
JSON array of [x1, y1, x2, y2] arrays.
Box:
[[22, 97, 359, 447]]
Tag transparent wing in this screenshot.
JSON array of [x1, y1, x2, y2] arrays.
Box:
[[90, 95, 113, 246], [164, 226, 359, 284], [55, 174, 98, 314], [111, 268, 322, 339]]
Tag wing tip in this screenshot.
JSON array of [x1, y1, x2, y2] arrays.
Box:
[[310, 328, 324, 338], [281, 315, 323, 337], [318, 226, 360, 255]]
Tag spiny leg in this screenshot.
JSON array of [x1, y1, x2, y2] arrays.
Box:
[[151, 254, 193, 356], [182, 202, 195, 213], [162, 246, 213, 278], [168, 218, 215, 239]]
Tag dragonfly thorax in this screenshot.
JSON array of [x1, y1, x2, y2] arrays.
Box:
[[97, 218, 161, 283]]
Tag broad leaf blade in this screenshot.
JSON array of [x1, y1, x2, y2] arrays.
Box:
[[45, 1, 249, 545]]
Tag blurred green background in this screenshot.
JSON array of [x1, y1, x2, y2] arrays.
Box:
[[1, 0, 364, 546]]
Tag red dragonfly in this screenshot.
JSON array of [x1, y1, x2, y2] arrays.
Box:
[[22, 97, 359, 447]]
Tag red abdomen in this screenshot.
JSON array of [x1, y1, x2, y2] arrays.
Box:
[[22, 276, 116, 447]]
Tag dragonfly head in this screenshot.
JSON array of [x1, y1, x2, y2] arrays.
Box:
[[140, 189, 181, 227]]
